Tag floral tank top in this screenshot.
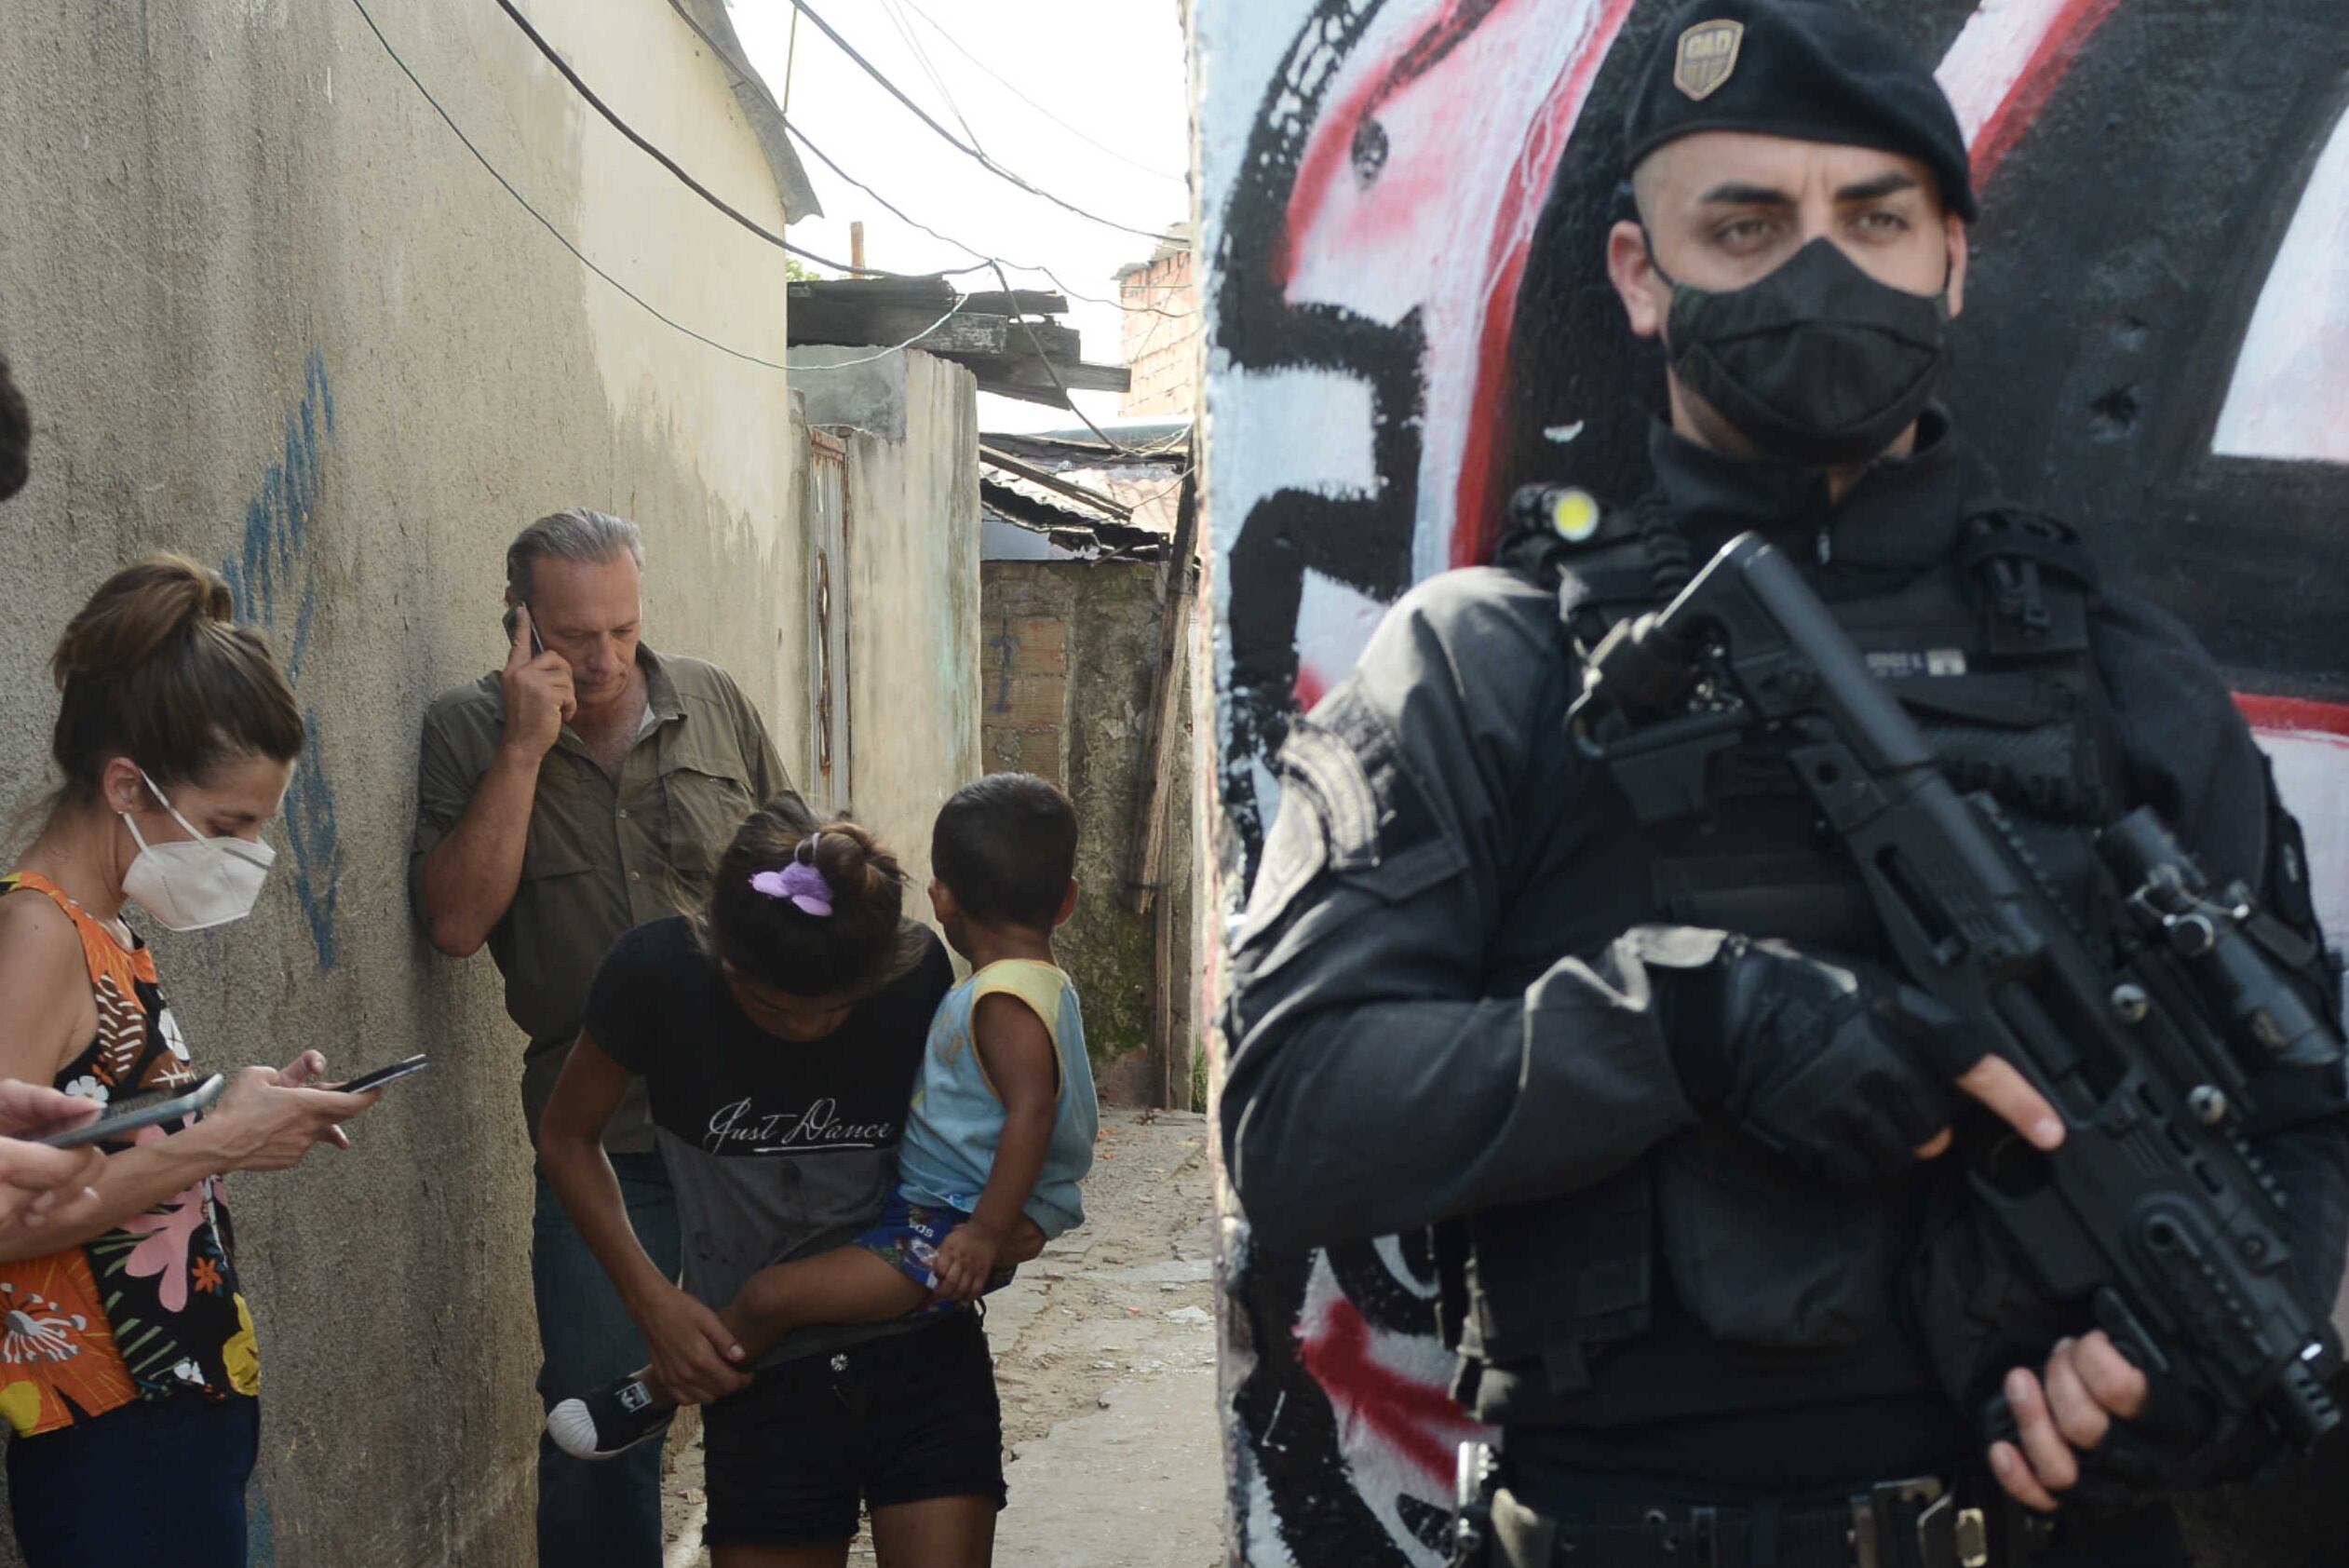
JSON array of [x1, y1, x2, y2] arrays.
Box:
[[0, 872, 257, 1437]]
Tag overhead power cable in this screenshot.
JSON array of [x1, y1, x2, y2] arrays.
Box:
[[786, 0, 1175, 243], [895, 0, 1187, 184], [988, 261, 1157, 458], [344, 0, 959, 372], [787, 124, 1195, 322], [655, 0, 1194, 322], [487, 0, 987, 281], [878, 0, 981, 151]]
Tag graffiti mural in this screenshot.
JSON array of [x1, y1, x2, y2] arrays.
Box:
[[1197, 1, 2349, 1562], [221, 350, 344, 970]]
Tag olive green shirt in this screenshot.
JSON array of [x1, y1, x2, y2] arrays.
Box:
[[408, 648, 790, 1152]]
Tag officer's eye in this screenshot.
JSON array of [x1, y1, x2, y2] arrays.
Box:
[[1856, 209, 1910, 235], [1712, 216, 1776, 248]]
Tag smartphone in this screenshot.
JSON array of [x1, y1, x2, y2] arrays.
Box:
[[333, 1055, 430, 1094], [503, 602, 546, 656], [41, 1075, 226, 1148]]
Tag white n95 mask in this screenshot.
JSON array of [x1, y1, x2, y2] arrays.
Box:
[[120, 767, 276, 932]]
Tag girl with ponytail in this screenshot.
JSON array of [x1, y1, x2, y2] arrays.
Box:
[[0, 556, 381, 1564], [540, 793, 1043, 1567]]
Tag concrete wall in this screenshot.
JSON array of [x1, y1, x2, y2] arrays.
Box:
[[799, 347, 983, 905], [981, 560, 1198, 1104], [1195, 0, 2349, 1562], [0, 2, 808, 1561]]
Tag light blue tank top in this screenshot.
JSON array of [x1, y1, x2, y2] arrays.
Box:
[[895, 960, 1098, 1237]]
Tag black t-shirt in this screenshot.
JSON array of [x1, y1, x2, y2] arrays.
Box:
[[584, 915, 953, 1364]]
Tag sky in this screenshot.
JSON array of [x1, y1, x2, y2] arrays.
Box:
[[728, 0, 1195, 435]]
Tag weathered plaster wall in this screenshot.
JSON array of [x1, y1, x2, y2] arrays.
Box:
[[981, 560, 1198, 1103], [824, 348, 982, 903], [0, 2, 806, 1561], [1195, 1, 2349, 1563]]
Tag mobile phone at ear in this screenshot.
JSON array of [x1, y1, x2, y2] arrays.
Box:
[[333, 1055, 430, 1094], [40, 1075, 227, 1148], [503, 603, 546, 656]]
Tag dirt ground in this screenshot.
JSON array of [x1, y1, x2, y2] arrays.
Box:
[[657, 1108, 1224, 1567]]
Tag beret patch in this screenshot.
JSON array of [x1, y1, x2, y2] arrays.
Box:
[[1625, 0, 1979, 223]]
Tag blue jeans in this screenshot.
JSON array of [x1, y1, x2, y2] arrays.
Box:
[[7, 1394, 259, 1566], [533, 1152, 681, 1568]]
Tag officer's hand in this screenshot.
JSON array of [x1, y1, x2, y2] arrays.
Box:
[[1989, 1331, 2150, 1513], [1662, 938, 2063, 1183], [1914, 1055, 2064, 1162]]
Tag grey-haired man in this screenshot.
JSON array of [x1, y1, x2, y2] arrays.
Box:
[[410, 507, 789, 1567]]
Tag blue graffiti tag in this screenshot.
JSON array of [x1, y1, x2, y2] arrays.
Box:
[[222, 351, 342, 968]]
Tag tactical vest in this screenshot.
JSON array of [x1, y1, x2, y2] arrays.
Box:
[[1447, 489, 2127, 1430]]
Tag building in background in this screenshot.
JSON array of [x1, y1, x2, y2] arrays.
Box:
[[1116, 226, 1200, 418], [979, 426, 1201, 1110]]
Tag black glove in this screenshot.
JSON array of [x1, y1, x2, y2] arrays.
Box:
[[1639, 927, 1988, 1183]]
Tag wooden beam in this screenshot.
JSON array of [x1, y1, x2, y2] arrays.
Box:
[[790, 309, 1028, 357], [959, 290, 1069, 317], [979, 446, 1133, 519], [1129, 470, 1200, 1110], [1125, 469, 1199, 918], [979, 357, 1133, 396], [789, 277, 954, 309]]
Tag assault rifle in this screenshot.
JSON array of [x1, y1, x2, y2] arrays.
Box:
[[1567, 533, 2343, 1455]]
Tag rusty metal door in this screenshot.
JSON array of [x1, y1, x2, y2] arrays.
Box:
[[806, 431, 852, 815]]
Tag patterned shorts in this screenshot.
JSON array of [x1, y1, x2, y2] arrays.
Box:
[[853, 1191, 1018, 1315]]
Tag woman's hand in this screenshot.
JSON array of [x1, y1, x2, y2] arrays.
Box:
[[0, 1132, 104, 1237], [199, 1065, 381, 1173], [0, 1080, 105, 1234], [630, 1282, 749, 1407], [0, 1080, 102, 1142], [276, 1051, 354, 1148]]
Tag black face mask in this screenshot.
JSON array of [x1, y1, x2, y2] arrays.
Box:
[[1654, 237, 1952, 466]]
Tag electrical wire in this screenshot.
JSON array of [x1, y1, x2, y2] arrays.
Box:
[[894, 0, 1187, 184], [786, 122, 1195, 321], [344, 0, 959, 372], [654, 0, 1195, 322], [987, 260, 1158, 456], [878, 0, 980, 151], [488, 0, 989, 281], [787, 0, 1175, 243]]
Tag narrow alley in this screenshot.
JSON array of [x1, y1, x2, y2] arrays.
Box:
[[660, 1109, 1223, 1567]]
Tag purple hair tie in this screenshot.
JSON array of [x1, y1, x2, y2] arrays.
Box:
[[749, 848, 833, 917]]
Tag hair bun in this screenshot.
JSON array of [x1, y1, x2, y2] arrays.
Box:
[[811, 822, 892, 897], [50, 554, 236, 686]]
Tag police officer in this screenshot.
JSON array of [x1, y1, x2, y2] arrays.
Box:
[[1218, 3, 2349, 1564]]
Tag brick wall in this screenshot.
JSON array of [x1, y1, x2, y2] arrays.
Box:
[[1117, 249, 1199, 418], [981, 610, 1072, 784], [980, 561, 1197, 1107]]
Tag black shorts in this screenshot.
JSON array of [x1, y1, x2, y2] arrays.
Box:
[[701, 1309, 1006, 1549]]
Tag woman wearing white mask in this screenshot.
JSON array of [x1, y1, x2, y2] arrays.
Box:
[[0, 554, 380, 1565]]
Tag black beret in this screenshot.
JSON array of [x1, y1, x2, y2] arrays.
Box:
[[1622, 0, 1978, 223]]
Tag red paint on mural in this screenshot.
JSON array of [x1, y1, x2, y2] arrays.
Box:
[[1298, 1293, 1486, 1486], [2238, 693, 2349, 741], [1453, 0, 1643, 569], [1969, 0, 2126, 183]]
